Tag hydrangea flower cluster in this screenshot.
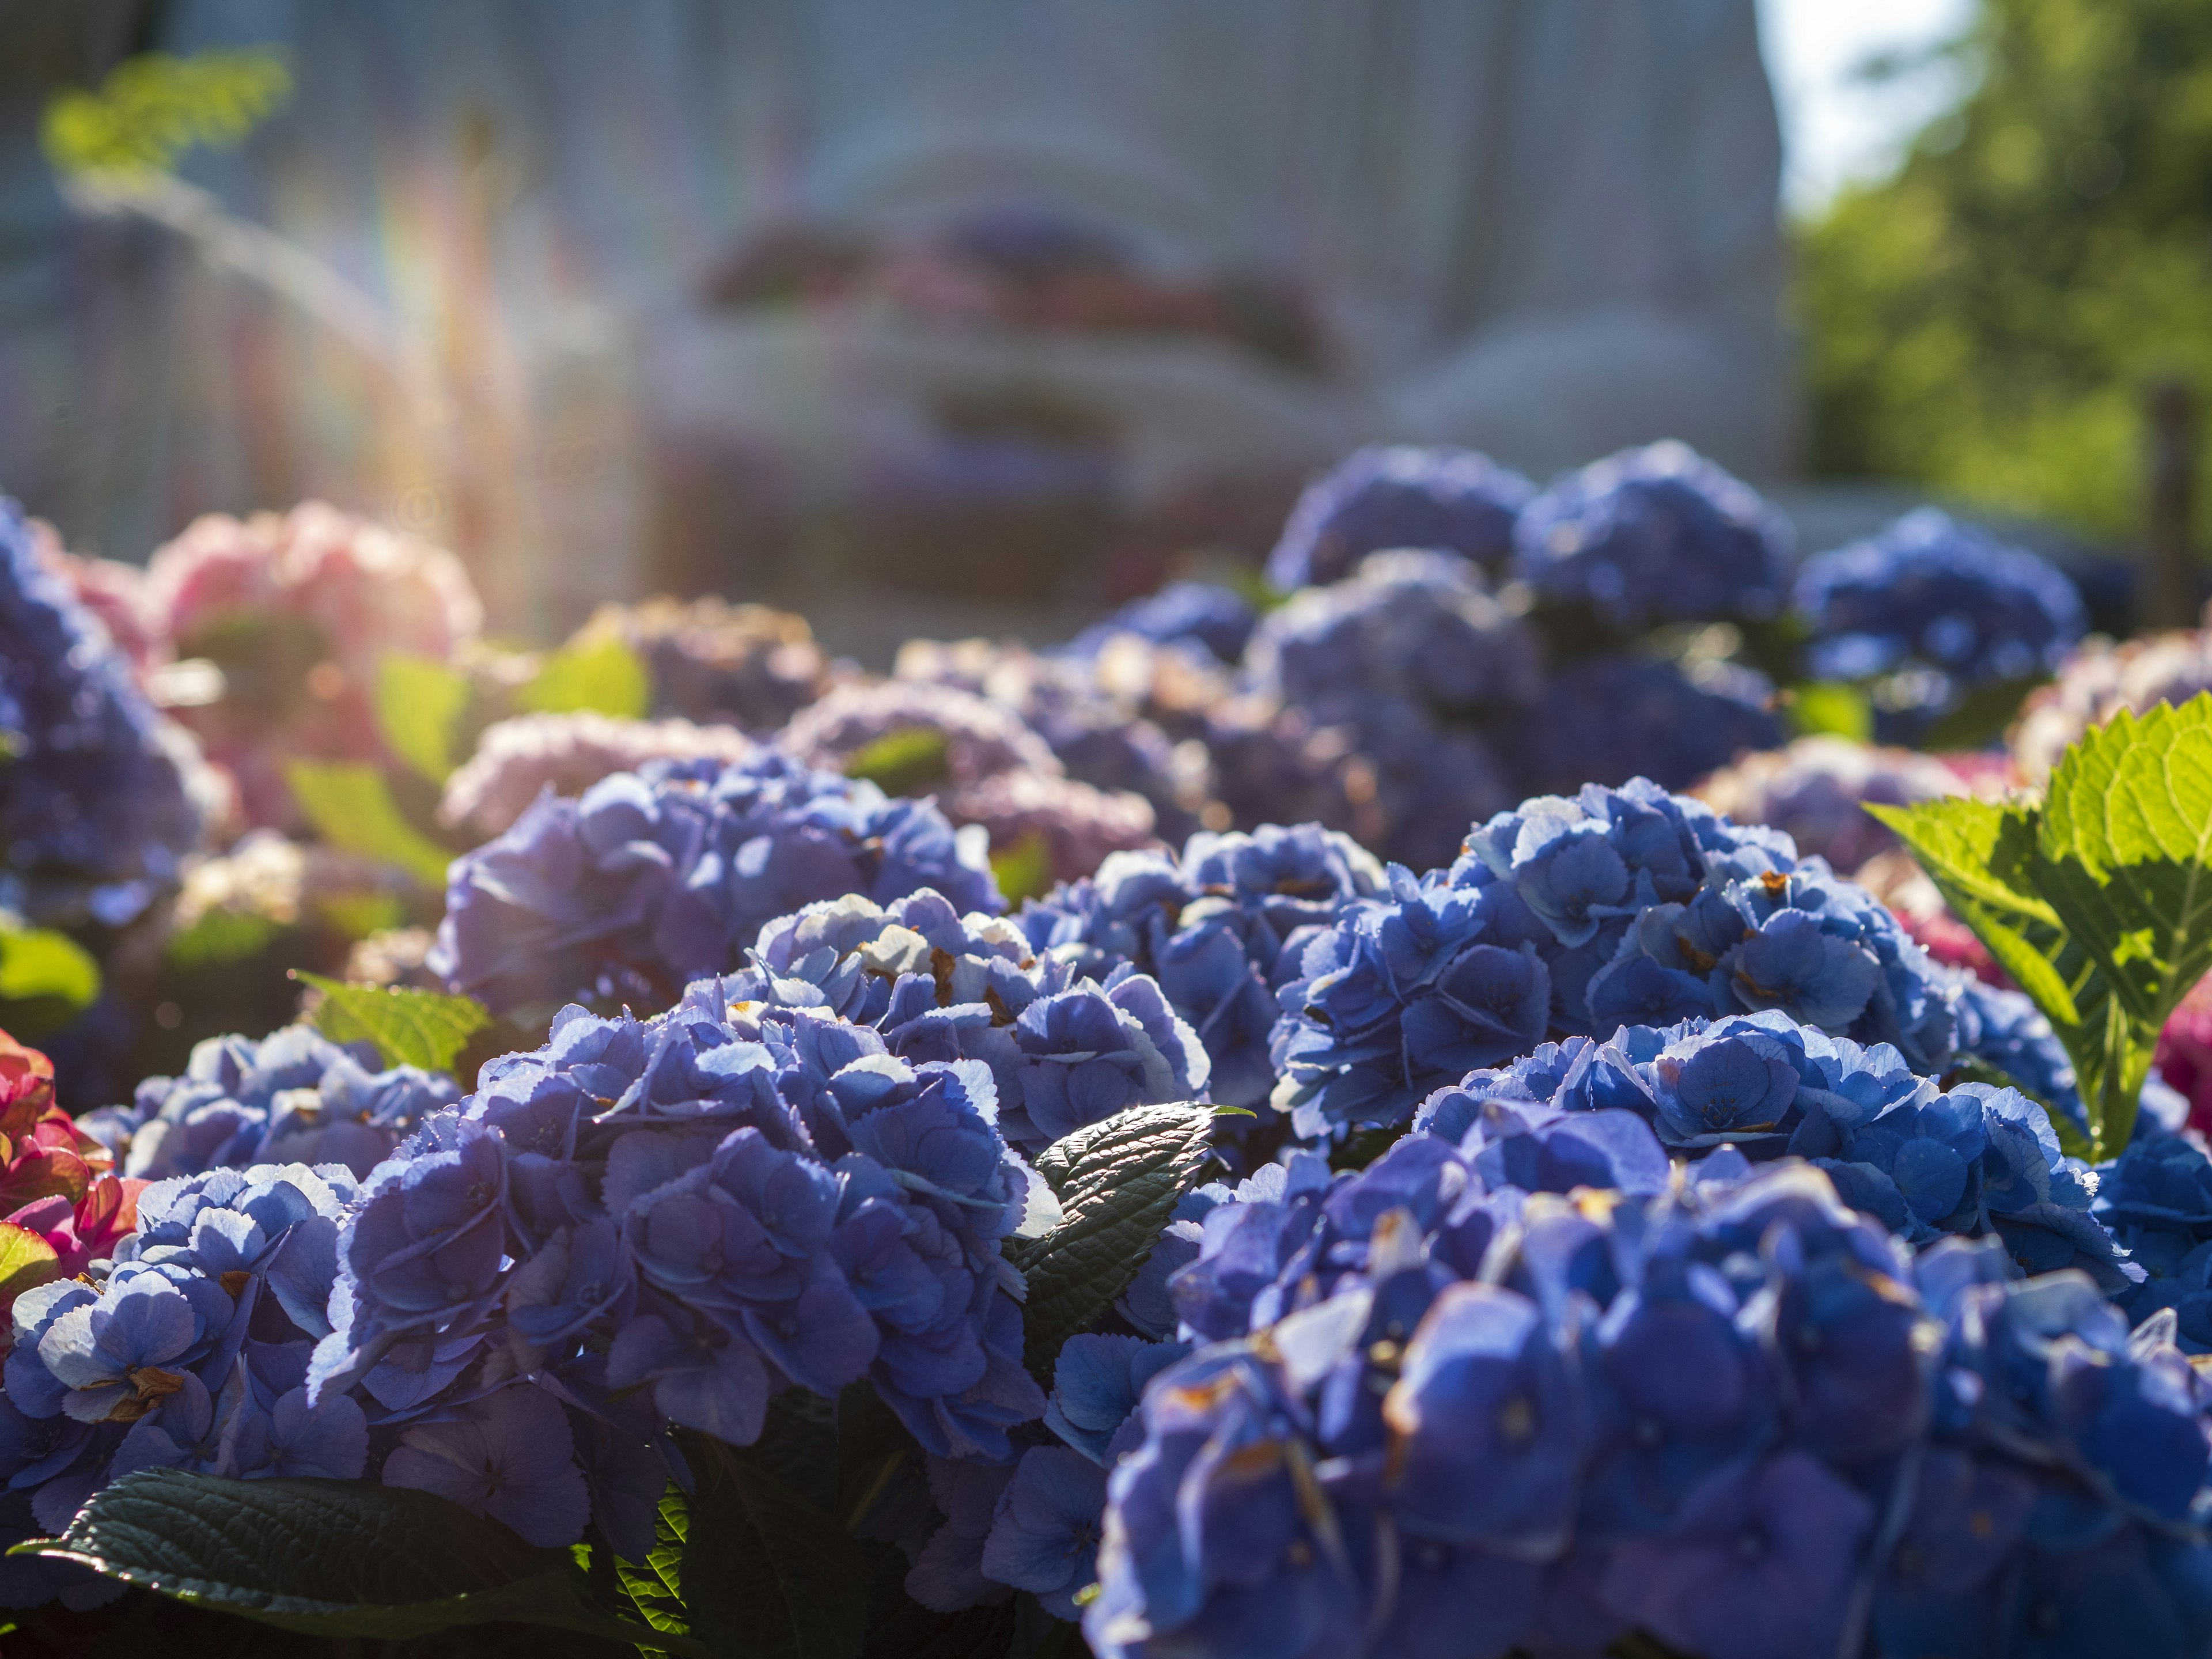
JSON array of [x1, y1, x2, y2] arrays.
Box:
[[1512, 440, 1793, 632], [26, 520, 156, 672], [722, 886, 1208, 1153], [75, 1024, 460, 1183], [779, 678, 1164, 889], [573, 596, 839, 732], [1264, 444, 1535, 590], [1063, 581, 1257, 666], [142, 503, 482, 830], [1242, 551, 1540, 866], [306, 979, 1048, 1552], [1695, 736, 1968, 876], [1795, 509, 2086, 691], [437, 713, 758, 840], [1017, 824, 1387, 1110], [429, 751, 1002, 1018], [1270, 779, 1953, 1140], [1, 501, 210, 927], [895, 637, 1215, 843], [1413, 1009, 2127, 1285], [1499, 654, 1781, 802], [1096, 1118, 2212, 1659], [4, 1161, 370, 1541], [2012, 626, 2212, 783]]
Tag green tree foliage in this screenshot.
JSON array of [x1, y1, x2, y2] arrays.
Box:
[[1798, 0, 2212, 538], [40, 49, 290, 180]]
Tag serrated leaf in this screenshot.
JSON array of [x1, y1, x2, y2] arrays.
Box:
[[1009, 1104, 1218, 1376], [616, 1484, 691, 1652], [1865, 798, 2083, 1025], [0, 926, 100, 1024], [9, 1467, 701, 1653], [680, 1434, 869, 1659], [286, 760, 455, 888], [377, 653, 472, 782], [295, 973, 489, 1074], [517, 637, 650, 719], [2036, 696, 2212, 1149]]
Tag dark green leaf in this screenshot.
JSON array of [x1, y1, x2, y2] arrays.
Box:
[[1009, 1104, 1218, 1376], [9, 1468, 700, 1653], [836, 1384, 917, 1534], [681, 1434, 870, 1659], [377, 653, 473, 782], [286, 760, 455, 888], [517, 637, 650, 719], [843, 728, 952, 797], [294, 974, 490, 1074]]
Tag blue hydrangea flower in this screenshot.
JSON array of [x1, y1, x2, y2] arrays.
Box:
[[1794, 508, 2086, 689], [724, 887, 1208, 1152], [979, 1444, 1110, 1619], [77, 1025, 460, 1181], [1512, 441, 1793, 632], [1500, 653, 1782, 800], [1264, 444, 1535, 590], [1063, 582, 1257, 665], [1094, 1119, 2212, 1659], [430, 751, 1002, 1018], [1244, 551, 1541, 726], [1017, 824, 1384, 1111], [1271, 779, 1952, 1141], [2, 1158, 365, 1536], [0, 499, 209, 928], [307, 980, 1046, 1552], [382, 1384, 590, 1548]]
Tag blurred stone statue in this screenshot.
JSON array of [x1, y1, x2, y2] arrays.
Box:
[[0, 0, 1786, 607]]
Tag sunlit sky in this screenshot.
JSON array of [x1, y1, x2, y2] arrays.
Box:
[[1758, 0, 1982, 215]]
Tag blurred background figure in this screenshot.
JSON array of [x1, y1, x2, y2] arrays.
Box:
[[0, 0, 1786, 632]]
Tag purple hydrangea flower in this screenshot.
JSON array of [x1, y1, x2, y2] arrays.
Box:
[[0, 498, 211, 929], [1265, 445, 1534, 590], [1512, 441, 1793, 632], [382, 1384, 590, 1547], [430, 751, 1002, 1018]]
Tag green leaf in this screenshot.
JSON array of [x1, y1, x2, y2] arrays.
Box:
[[990, 830, 1054, 906], [0, 1222, 61, 1315], [517, 637, 650, 719], [165, 906, 282, 967], [286, 760, 455, 888], [1788, 680, 1873, 743], [377, 653, 472, 782], [1007, 1104, 1219, 1376], [680, 1435, 869, 1659], [2036, 696, 2212, 1149], [842, 727, 952, 797], [1863, 798, 2088, 1028], [10, 1468, 703, 1653], [616, 1484, 692, 1654], [0, 926, 101, 1032], [294, 973, 490, 1074]]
